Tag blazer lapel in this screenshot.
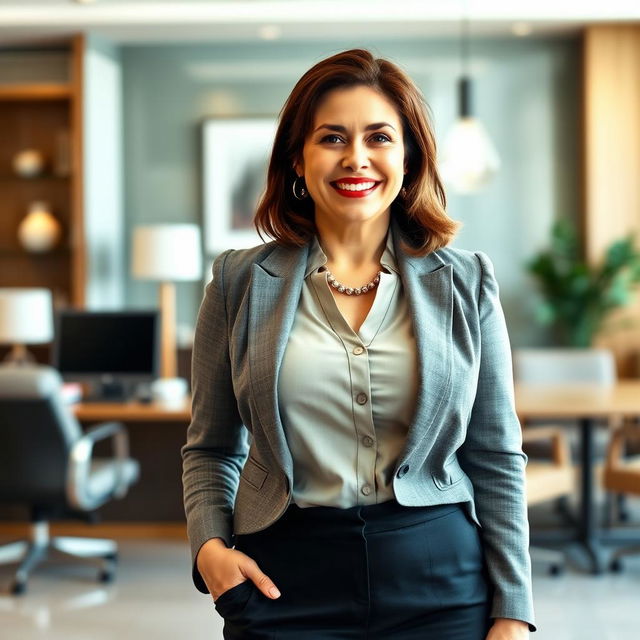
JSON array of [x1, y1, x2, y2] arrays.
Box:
[[248, 242, 308, 479], [392, 220, 454, 457]]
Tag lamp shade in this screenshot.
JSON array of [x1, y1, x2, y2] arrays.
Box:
[[131, 224, 202, 281], [0, 288, 53, 344]]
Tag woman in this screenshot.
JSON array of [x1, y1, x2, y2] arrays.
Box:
[[182, 49, 536, 639]]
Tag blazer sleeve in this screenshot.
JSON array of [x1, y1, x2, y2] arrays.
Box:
[[458, 251, 536, 632], [181, 249, 250, 594]]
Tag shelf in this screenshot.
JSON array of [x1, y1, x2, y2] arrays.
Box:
[[0, 35, 85, 307], [0, 174, 71, 182], [0, 246, 71, 256], [0, 84, 72, 101]]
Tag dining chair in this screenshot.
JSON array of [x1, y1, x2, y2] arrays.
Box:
[[513, 347, 618, 573], [603, 422, 640, 571], [522, 426, 575, 574]]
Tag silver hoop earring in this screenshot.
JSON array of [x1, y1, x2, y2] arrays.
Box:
[[292, 176, 308, 200]]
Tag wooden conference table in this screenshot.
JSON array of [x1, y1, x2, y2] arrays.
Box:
[[515, 381, 640, 574]]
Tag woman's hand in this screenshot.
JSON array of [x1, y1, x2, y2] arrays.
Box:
[[485, 618, 530, 639], [196, 537, 281, 601]]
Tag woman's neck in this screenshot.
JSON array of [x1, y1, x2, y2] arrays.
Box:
[[315, 215, 390, 272]]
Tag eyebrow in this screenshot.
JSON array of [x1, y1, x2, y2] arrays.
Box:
[[313, 122, 397, 134]]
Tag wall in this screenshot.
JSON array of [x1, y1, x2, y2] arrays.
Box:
[[120, 36, 581, 346], [84, 34, 125, 309]]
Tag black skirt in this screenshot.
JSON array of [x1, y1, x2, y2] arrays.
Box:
[[214, 499, 493, 640]]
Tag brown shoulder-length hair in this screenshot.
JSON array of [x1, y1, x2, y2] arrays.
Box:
[[254, 48, 461, 256]]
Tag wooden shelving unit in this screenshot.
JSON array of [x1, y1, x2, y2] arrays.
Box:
[[0, 84, 72, 101], [0, 35, 85, 307]]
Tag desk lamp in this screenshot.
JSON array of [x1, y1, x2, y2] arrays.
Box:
[[131, 224, 202, 380], [0, 288, 53, 365]]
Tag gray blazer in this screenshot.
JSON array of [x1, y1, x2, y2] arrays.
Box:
[[182, 218, 535, 630]]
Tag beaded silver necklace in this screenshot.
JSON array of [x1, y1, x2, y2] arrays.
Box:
[[325, 269, 383, 296]]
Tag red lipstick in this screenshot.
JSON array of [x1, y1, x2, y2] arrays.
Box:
[[330, 177, 380, 199]]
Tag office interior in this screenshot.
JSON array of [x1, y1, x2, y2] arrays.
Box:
[[1, 2, 640, 639]]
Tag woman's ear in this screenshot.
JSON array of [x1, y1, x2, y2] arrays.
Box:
[[293, 159, 304, 177]]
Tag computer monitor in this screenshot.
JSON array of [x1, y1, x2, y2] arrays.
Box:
[[52, 310, 160, 401]]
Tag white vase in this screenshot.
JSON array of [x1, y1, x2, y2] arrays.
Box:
[[12, 149, 46, 178], [18, 201, 62, 253]]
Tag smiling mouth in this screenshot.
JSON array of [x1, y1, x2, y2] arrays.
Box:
[[330, 180, 381, 198]]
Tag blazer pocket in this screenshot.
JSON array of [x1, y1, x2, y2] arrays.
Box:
[[432, 457, 466, 490], [241, 456, 268, 491]]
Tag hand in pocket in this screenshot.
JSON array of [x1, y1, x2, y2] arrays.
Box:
[[196, 537, 282, 601]]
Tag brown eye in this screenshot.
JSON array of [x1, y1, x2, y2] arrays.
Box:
[[370, 133, 392, 143], [320, 134, 344, 144]]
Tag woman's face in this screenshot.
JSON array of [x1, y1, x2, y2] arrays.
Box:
[[295, 85, 406, 230]]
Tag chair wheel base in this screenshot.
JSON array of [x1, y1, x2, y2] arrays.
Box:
[[610, 558, 624, 573], [548, 564, 564, 576], [98, 570, 114, 583], [98, 552, 118, 583], [10, 581, 26, 595]]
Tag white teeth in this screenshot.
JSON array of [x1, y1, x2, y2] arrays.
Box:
[[335, 181, 376, 191]]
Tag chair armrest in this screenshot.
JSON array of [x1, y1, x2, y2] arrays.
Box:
[[522, 426, 571, 466], [67, 421, 130, 511], [606, 421, 640, 470], [522, 426, 564, 442]]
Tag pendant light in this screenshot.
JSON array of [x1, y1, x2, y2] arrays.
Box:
[[440, 8, 500, 193]]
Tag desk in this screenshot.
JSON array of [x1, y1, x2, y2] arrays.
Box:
[[515, 381, 640, 574], [73, 400, 191, 422]]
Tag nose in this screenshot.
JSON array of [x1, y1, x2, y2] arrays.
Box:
[[341, 140, 369, 171]]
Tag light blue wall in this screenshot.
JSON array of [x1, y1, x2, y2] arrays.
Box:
[[84, 34, 125, 309], [121, 37, 580, 346]]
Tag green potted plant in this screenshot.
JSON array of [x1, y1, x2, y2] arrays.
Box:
[[526, 219, 640, 347]]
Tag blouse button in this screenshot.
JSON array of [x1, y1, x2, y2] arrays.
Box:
[[353, 346, 365, 355], [362, 436, 374, 447], [361, 485, 372, 496], [356, 393, 368, 405]]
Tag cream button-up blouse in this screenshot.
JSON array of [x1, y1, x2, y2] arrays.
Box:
[[277, 224, 419, 508]]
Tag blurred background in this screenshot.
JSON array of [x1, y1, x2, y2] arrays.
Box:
[[0, 1, 639, 639]]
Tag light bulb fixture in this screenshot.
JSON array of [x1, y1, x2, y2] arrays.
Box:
[[258, 25, 282, 41], [439, 7, 500, 194], [512, 22, 533, 37]]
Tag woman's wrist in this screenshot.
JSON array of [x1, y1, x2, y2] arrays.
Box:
[[203, 537, 228, 551], [493, 618, 529, 629], [196, 538, 228, 570]]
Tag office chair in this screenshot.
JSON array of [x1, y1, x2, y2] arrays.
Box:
[[0, 365, 140, 595], [513, 348, 618, 574]]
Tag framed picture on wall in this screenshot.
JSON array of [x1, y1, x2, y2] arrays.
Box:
[[202, 117, 277, 255]]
